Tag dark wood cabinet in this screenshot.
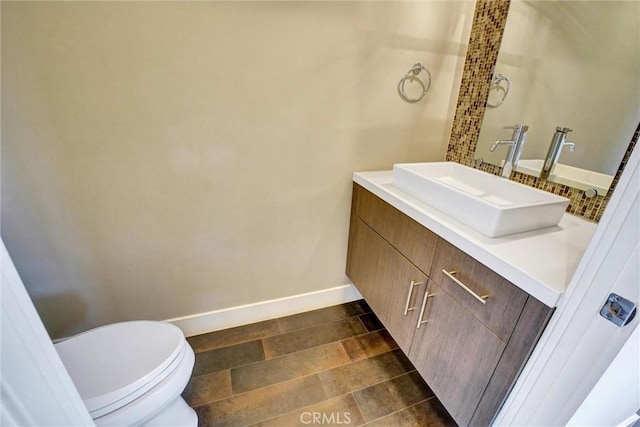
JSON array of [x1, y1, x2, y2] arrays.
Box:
[[409, 280, 506, 426], [346, 184, 554, 426], [347, 216, 427, 352], [353, 181, 438, 275]]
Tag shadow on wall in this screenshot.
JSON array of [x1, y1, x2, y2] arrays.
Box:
[[33, 292, 88, 339]]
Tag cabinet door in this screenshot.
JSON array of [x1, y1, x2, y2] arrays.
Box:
[[409, 281, 506, 427], [354, 185, 439, 275], [347, 217, 427, 353]]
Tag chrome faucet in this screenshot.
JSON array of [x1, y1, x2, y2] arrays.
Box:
[[489, 124, 529, 178], [540, 127, 575, 180]]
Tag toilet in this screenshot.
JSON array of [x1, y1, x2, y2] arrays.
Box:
[[55, 321, 197, 426]]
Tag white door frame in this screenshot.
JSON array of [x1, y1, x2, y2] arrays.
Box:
[[495, 143, 640, 425]]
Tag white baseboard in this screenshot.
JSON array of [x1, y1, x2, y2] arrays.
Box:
[[164, 284, 363, 338]]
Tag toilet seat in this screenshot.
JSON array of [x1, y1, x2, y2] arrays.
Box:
[[55, 321, 187, 419], [93, 342, 195, 426]]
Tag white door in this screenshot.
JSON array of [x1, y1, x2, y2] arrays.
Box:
[[568, 322, 639, 426], [1, 241, 94, 426]]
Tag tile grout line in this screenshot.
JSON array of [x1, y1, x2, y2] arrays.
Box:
[[319, 364, 422, 401], [339, 332, 398, 363], [359, 397, 437, 426], [189, 313, 379, 376], [231, 389, 367, 426], [350, 392, 369, 426], [242, 385, 333, 427], [190, 370, 331, 410], [342, 368, 420, 398], [188, 301, 371, 354], [238, 371, 431, 427], [355, 314, 386, 334], [229, 340, 349, 372], [187, 319, 282, 354], [189, 313, 377, 357], [269, 306, 373, 344], [261, 317, 377, 360], [227, 340, 352, 394], [189, 348, 409, 409]]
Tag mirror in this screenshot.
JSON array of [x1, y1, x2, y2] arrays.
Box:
[[475, 0, 639, 194]]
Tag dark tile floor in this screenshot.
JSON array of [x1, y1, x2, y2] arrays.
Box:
[[182, 300, 456, 427]]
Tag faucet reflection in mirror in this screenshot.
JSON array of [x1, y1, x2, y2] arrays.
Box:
[[490, 124, 528, 178], [541, 127, 575, 180], [476, 0, 638, 184], [446, 0, 638, 223]]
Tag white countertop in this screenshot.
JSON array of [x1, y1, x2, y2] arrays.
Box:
[[354, 171, 598, 307]]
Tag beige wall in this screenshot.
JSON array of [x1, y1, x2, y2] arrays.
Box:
[[1, 1, 473, 338]]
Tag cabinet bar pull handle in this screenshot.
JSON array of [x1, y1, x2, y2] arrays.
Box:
[[442, 269, 489, 305], [416, 291, 431, 329], [403, 280, 422, 315]]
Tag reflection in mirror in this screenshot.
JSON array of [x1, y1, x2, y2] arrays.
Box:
[[476, 0, 639, 195]]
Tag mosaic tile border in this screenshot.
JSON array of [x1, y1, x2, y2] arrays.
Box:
[[446, 0, 638, 223], [446, 0, 510, 167]]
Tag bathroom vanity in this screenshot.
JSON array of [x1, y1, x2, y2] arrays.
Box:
[[345, 170, 596, 426]]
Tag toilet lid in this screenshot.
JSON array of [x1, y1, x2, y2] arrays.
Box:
[[55, 321, 186, 416]]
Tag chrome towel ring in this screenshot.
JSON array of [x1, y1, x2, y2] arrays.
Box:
[[398, 63, 432, 103], [487, 73, 510, 108]]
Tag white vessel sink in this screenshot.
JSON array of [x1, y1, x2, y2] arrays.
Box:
[[392, 162, 569, 237], [515, 159, 613, 195]]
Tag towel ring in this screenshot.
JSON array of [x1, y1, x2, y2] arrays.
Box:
[[487, 73, 510, 108], [398, 63, 432, 103]]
